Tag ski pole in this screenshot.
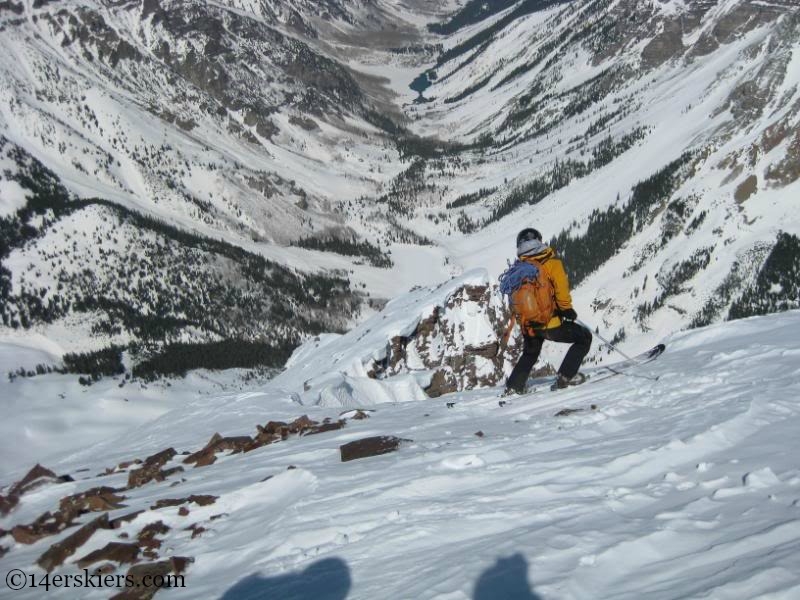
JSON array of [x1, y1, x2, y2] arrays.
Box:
[[576, 319, 660, 381], [576, 319, 633, 361]]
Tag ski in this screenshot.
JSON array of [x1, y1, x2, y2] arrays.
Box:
[[523, 343, 666, 395]]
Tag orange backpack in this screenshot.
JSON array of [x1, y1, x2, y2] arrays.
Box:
[[510, 259, 556, 333]]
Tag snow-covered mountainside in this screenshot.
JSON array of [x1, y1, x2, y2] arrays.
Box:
[[0, 0, 453, 362], [1, 0, 799, 373], [405, 0, 800, 355], [2, 277, 800, 598]]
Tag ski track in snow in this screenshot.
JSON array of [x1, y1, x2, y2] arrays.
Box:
[[2, 310, 800, 599]]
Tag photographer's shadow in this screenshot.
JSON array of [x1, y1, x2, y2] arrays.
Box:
[[220, 557, 351, 600], [474, 553, 542, 600]]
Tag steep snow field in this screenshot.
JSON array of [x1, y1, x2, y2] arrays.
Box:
[[2, 280, 800, 599]]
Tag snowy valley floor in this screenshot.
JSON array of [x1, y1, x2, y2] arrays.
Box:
[[2, 311, 800, 599]]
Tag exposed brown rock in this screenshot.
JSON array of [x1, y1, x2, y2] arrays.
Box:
[[190, 448, 218, 467], [289, 115, 319, 131], [170, 556, 193, 573], [11, 524, 50, 544], [0, 494, 19, 516], [475, 431, 485, 438], [11, 510, 73, 544], [340, 436, 411, 462], [144, 448, 178, 467], [10, 519, 45, 544], [60, 487, 126, 520], [76, 542, 140, 568], [288, 415, 317, 434], [110, 511, 144, 529], [111, 557, 192, 600], [765, 129, 800, 187], [465, 343, 499, 359], [101, 458, 144, 477], [150, 498, 185, 509], [691, 2, 783, 58], [142, 548, 159, 560], [162, 466, 185, 478], [386, 284, 518, 395], [305, 420, 345, 435], [10, 464, 57, 495], [93, 562, 118, 575], [150, 494, 217, 510], [184, 433, 253, 467], [185, 524, 206, 539], [425, 369, 458, 398], [189, 494, 217, 506], [216, 436, 253, 453], [642, 19, 684, 69], [118, 460, 142, 470], [1, 464, 72, 515], [127, 448, 178, 488], [387, 335, 410, 372], [137, 521, 170, 552], [463, 285, 488, 301], [37, 513, 111, 572], [243, 427, 281, 452], [259, 421, 288, 435], [734, 175, 758, 203], [178, 507, 189, 516]]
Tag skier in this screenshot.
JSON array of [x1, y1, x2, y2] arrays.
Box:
[[502, 228, 593, 394]]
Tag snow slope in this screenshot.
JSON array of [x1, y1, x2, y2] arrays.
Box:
[[2, 0, 799, 364], [2, 279, 800, 598]]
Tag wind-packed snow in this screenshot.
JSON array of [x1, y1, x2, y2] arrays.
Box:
[[2, 277, 800, 599]]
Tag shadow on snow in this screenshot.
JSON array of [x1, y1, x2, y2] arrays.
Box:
[[219, 552, 540, 599], [474, 553, 542, 600], [220, 557, 351, 600]]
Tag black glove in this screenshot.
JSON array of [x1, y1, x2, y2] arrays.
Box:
[[559, 308, 577, 321]]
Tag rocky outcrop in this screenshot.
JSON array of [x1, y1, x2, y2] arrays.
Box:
[[137, 521, 171, 558], [340, 436, 411, 462], [689, 2, 785, 59], [110, 557, 193, 600], [76, 542, 141, 568], [183, 434, 253, 467], [183, 415, 345, 466], [150, 495, 218, 510], [641, 19, 684, 69], [384, 284, 519, 396], [60, 487, 127, 517], [127, 449, 180, 488], [37, 514, 112, 572], [1, 408, 356, 574], [0, 464, 72, 516]]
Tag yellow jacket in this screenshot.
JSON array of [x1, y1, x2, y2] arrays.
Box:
[[520, 246, 573, 330]]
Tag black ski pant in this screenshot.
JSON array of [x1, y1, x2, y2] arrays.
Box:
[[506, 321, 592, 393]]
